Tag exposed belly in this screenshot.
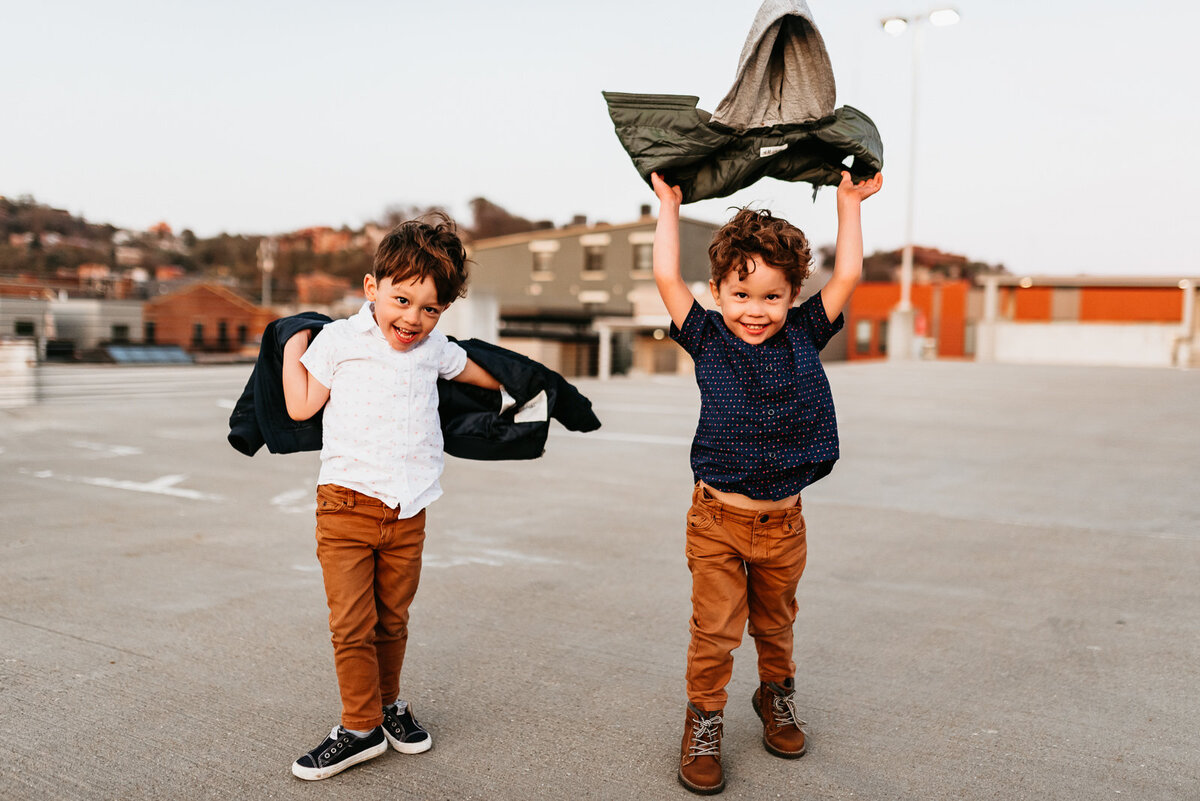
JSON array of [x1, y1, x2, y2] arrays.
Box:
[[699, 480, 799, 511]]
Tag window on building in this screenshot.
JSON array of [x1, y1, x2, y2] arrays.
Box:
[[111, 324, 130, 343], [583, 245, 605, 274], [192, 322, 204, 347], [14, 320, 35, 337], [237, 324, 248, 344], [144, 321, 156, 344], [854, 320, 872, 355], [878, 319, 889, 355], [217, 321, 229, 347], [632, 243, 653, 273], [532, 251, 553, 275]]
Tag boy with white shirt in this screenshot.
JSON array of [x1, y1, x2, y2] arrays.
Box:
[[281, 215, 500, 780]]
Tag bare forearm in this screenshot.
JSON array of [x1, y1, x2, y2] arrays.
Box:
[[453, 358, 501, 390], [822, 200, 864, 321], [832, 200, 864, 286], [653, 201, 682, 288], [282, 335, 326, 420], [653, 200, 693, 326]]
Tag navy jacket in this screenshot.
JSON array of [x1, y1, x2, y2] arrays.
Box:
[[227, 314, 601, 460]]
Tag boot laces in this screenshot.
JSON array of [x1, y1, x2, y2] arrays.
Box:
[[688, 712, 723, 758], [772, 690, 807, 729]]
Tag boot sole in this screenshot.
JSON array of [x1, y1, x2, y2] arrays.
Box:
[[291, 740, 387, 781], [678, 769, 725, 795], [383, 730, 433, 754], [752, 694, 807, 759]]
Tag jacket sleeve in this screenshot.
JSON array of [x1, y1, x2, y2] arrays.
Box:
[[227, 363, 266, 456], [437, 338, 600, 460], [227, 312, 332, 456]]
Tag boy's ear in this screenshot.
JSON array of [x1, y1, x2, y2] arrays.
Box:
[[709, 279, 721, 306], [363, 274, 377, 301]]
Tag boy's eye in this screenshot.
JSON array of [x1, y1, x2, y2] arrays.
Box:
[[734, 292, 748, 299], [424, 307, 440, 315], [395, 296, 409, 305]]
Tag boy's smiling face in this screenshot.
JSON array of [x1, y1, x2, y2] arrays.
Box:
[[710, 255, 797, 344], [363, 273, 448, 351]]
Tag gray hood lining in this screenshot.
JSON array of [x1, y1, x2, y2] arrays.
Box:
[[711, 0, 836, 130]]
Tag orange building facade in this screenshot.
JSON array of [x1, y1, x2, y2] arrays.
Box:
[[845, 280, 971, 359], [846, 278, 1195, 363]]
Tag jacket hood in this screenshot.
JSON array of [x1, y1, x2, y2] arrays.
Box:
[[711, 0, 836, 130]]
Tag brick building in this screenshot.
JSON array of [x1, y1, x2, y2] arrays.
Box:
[[143, 282, 273, 354]]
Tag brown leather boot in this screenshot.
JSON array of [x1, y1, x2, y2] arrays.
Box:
[[678, 702, 725, 795], [752, 677, 807, 758]]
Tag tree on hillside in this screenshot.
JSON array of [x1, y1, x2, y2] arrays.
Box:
[[466, 197, 536, 241], [816, 244, 1005, 282], [381, 203, 450, 229]]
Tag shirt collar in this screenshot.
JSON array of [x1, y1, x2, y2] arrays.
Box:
[[349, 301, 380, 335]]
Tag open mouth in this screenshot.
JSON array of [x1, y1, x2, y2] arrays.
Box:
[[742, 322, 769, 335], [392, 325, 419, 345]]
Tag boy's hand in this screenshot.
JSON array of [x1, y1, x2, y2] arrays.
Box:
[[837, 171, 883, 206], [651, 172, 682, 207]]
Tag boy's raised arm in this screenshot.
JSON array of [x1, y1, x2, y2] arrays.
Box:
[[820, 170, 883, 323], [282, 330, 330, 421], [651, 172, 695, 329]]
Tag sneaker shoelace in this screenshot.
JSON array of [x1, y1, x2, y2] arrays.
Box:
[[321, 727, 349, 760], [771, 691, 807, 729], [688, 712, 723, 758]]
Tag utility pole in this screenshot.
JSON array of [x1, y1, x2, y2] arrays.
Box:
[[258, 237, 277, 307]]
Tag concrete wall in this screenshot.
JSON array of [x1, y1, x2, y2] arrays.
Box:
[[49, 299, 144, 349], [0, 297, 51, 341], [990, 322, 1182, 367], [439, 293, 499, 342], [0, 339, 38, 407]]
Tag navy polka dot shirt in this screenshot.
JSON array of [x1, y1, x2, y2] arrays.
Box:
[[670, 292, 844, 500]]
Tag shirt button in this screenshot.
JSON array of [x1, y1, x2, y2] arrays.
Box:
[[767, 409, 775, 417]]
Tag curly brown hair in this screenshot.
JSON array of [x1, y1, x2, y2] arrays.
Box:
[[708, 207, 811, 292], [374, 212, 470, 306]]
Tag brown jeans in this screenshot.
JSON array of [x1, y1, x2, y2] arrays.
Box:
[[685, 483, 808, 711], [314, 483, 425, 731]]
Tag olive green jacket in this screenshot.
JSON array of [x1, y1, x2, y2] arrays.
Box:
[[603, 0, 883, 203]]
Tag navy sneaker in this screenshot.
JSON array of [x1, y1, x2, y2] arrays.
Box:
[[291, 725, 387, 781], [381, 702, 432, 754]]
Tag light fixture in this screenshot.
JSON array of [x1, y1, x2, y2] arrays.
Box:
[[929, 8, 961, 26], [1019, 277, 1034, 289], [881, 16, 908, 36]]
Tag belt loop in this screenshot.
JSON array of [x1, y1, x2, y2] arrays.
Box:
[[345, 488, 356, 509]]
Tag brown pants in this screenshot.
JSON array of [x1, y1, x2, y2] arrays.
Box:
[[684, 483, 808, 711], [314, 483, 425, 731]]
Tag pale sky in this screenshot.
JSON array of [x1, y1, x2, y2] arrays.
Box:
[[4, 0, 1199, 276]]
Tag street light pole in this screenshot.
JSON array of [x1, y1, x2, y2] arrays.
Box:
[[258, 237, 277, 308], [882, 8, 958, 360]]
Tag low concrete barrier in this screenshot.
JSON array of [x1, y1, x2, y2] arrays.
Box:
[[0, 338, 38, 407]]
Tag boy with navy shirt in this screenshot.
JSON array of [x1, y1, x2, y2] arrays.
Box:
[[650, 169, 882, 794], [281, 215, 500, 780]]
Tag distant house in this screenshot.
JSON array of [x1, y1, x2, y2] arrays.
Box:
[[295, 271, 354, 306], [143, 282, 274, 354], [468, 209, 719, 377]]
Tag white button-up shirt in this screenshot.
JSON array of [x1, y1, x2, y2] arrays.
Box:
[[300, 302, 467, 517]]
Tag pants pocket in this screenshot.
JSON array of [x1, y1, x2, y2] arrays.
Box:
[[316, 484, 350, 515]]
